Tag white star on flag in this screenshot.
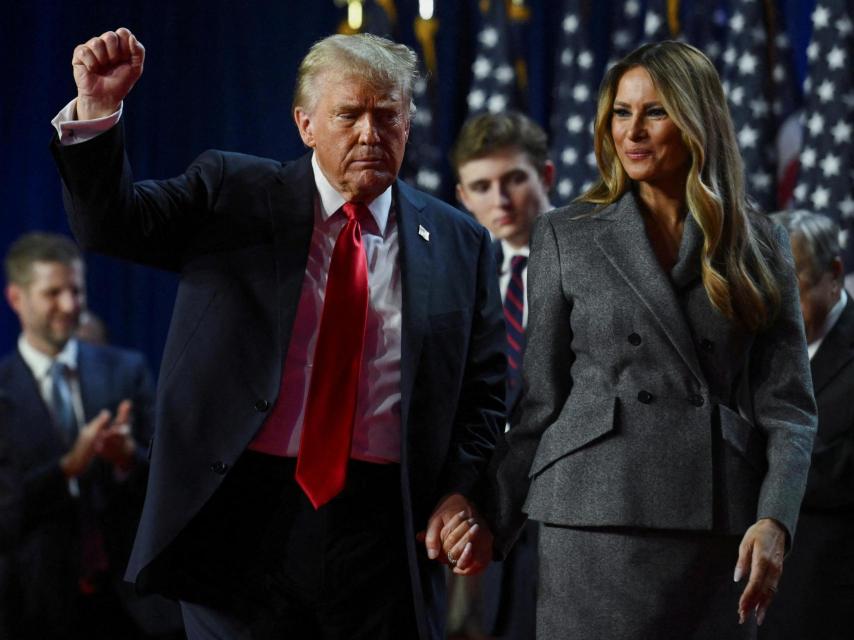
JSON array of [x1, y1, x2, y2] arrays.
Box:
[[831, 120, 852, 144], [480, 27, 498, 47], [807, 112, 825, 135], [812, 5, 831, 29], [820, 153, 841, 178], [738, 124, 759, 148], [817, 80, 835, 102], [828, 46, 846, 69], [811, 186, 831, 210]]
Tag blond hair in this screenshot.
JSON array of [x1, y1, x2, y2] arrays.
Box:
[[583, 41, 781, 332], [293, 33, 418, 117]]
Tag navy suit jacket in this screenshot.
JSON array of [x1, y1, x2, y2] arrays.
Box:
[[0, 341, 154, 638], [51, 123, 506, 640], [802, 296, 854, 510]]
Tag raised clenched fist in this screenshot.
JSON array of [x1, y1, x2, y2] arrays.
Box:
[[72, 27, 145, 120]]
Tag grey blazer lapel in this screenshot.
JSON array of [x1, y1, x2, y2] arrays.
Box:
[[594, 192, 706, 384], [268, 154, 317, 359], [395, 179, 432, 429]]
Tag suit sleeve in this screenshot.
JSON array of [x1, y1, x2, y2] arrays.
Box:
[[749, 225, 818, 543], [438, 226, 507, 505], [50, 122, 225, 271], [0, 398, 21, 552], [490, 214, 575, 556]]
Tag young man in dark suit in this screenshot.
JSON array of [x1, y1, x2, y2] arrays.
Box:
[[761, 210, 854, 640], [0, 232, 180, 639], [449, 112, 554, 640], [51, 28, 505, 639]]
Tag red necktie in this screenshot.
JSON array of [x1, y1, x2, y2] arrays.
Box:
[[295, 202, 370, 509]]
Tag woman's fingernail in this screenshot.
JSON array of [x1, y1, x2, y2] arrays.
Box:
[[756, 606, 766, 626], [733, 566, 743, 582]]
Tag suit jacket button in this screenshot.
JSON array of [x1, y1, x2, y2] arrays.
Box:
[[637, 390, 653, 404], [689, 394, 705, 407], [210, 461, 229, 475], [628, 333, 642, 346], [255, 399, 270, 412], [700, 338, 714, 352]]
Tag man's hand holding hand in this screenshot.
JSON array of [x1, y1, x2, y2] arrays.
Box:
[[73, 27, 145, 120], [418, 493, 493, 576]]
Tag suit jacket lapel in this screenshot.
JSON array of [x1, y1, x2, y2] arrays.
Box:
[[395, 179, 432, 429], [77, 342, 102, 422], [7, 351, 65, 449], [268, 153, 317, 358], [595, 191, 706, 384], [811, 297, 854, 393]]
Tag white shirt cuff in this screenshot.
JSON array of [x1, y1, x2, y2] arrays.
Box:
[[51, 98, 123, 145]]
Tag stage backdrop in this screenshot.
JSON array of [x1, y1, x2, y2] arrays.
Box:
[[0, 0, 818, 376]]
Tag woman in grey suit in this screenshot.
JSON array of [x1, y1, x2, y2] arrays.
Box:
[[477, 41, 817, 639]]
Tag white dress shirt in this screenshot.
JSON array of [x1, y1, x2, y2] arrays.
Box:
[[18, 336, 85, 429], [249, 155, 403, 463]]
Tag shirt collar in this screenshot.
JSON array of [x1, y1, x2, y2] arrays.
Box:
[[311, 153, 392, 235], [18, 336, 78, 380], [809, 288, 848, 352], [499, 239, 530, 274]]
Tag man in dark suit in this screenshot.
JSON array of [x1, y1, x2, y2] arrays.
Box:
[[51, 28, 505, 639], [761, 210, 854, 640], [447, 112, 554, 639], [0, 232, 181, 639]]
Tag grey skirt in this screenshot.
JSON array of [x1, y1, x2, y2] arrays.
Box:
[[537, 524, 758, 640]]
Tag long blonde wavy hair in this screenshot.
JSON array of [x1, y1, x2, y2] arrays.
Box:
[[582, 41, 781, 332]]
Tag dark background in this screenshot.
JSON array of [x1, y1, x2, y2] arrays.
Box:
[[0, 0, 816, 373]]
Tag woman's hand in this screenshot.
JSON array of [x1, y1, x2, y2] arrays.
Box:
[[734, 518, 786, 626]]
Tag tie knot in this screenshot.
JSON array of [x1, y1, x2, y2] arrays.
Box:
[[510, 255, 528, 273], [342, 202, 371, 224], [50, 361, 68, 379]]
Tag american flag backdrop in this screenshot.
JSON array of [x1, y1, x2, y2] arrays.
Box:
[[550, 0, 601, 203], [793, 0, 854, 267], [643, 0, 673, 42], [720, 0, 799, 213], [608, 0, 646, 67], [401, 14, 444, 197], [465, 0, 529, 117]]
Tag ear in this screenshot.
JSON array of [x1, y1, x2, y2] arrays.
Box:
[[5, 283, 22, 315], [831, 256, 845, 281], [541, 160, 557, 191], [456, 182, 471, 211], [293, 107, 316, 148]]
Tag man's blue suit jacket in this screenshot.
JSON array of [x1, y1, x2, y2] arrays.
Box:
[[0, 341, 154, 638], [51, 123, 507, 640]]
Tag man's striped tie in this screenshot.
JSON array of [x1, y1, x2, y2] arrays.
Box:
[[504, 255, 527, 392]]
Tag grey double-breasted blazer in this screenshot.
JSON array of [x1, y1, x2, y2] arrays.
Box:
[[493, 190, 817, 553]]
